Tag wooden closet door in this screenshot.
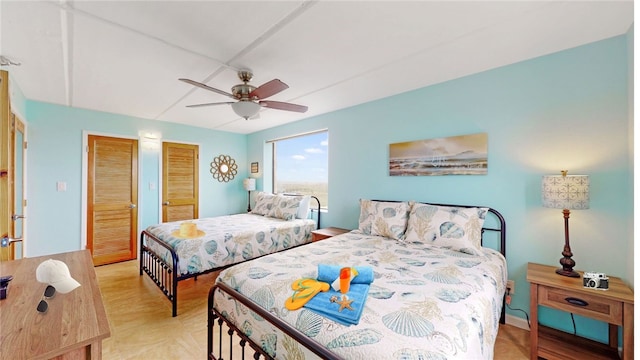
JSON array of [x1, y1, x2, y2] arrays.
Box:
[[162, 142, 199, 222], [9, 114, 25, 259], [87, 135, 138, 266], [0, 71, 9, 261]]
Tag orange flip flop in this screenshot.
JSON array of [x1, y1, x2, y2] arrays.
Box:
[[284, 278, 330, 310]]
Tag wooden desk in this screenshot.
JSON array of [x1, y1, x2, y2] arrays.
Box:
[[527, 262, 633, 360], [0, 250, 110, 359]]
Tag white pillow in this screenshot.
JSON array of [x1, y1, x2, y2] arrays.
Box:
[[357, 199, 410, 241], [405, 203, 488, 255], [296, 195, 312, 219]]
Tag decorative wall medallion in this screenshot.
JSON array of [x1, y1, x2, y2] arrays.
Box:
[[211, 154, 238, 182]]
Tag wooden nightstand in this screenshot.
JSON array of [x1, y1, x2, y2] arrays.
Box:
[[527, 262, 634, 360], [311, 227, 349, 242]]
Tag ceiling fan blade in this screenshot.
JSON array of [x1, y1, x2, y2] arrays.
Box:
[[249, 79, 289, 100], [186, 101, 234, 108], [179, 78, 235, 99], [259, 100, 308, 113]]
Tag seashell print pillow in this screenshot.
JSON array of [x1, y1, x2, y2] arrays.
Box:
[[251, 192, 277, 216], [268, 194, 304, 221], [357, 199, 410, 241], [405, 203, 488, 255]]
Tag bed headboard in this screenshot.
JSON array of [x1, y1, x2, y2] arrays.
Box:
[[372, 200, 506, 257], [310, 196, 321, 229]]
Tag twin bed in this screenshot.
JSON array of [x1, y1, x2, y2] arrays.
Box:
[[139, 194, 321, 317], [207, 200, 507, 360]]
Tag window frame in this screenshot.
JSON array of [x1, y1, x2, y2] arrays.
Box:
[[267, 129, 329, 209]]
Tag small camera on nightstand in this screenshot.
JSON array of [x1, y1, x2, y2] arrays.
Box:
[[583, 272, 609, 290]]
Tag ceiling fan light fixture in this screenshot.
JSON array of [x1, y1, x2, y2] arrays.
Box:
[[231, 101, 261, 120], [181, 71, 307, 118]]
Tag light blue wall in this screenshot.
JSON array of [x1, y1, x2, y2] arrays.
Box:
[[25, 102, 247, 256], [248, 35, 632, 340]]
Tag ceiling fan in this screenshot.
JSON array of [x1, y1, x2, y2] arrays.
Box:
[[180, 70, 308, 120]]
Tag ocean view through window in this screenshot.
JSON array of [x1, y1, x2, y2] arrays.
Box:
[[272, 130, 328, 209]]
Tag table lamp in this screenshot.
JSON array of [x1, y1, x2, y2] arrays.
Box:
[[243, 178, 256, 212], [542, 170, 590, 277]]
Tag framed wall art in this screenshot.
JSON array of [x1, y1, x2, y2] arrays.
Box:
[[389, 132, 488, 176]]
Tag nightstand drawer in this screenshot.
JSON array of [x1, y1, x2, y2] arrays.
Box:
[[538, 286, 623, 325]]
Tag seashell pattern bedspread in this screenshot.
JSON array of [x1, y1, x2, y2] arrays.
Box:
[[213, 231, 507, 360], [144, 214, 315, 276]]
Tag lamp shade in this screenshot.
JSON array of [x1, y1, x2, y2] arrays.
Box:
[[231, 101, 261, 119], [542, 174, 589, 210], [243, 178, 256, 191]]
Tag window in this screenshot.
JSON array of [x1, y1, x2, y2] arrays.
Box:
[[271, 130, 328, 209]]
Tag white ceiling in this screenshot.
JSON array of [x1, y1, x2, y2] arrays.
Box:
[[0, 1, 633, 134]]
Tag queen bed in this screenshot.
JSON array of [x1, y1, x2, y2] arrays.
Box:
[[207, 200, 506, 359], [140, 193, 320, 317]]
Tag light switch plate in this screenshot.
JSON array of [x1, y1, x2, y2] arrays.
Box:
[[57, 181, 67, 192]]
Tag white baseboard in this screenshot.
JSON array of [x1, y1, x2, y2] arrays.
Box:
[[505, 314, 530, 330]]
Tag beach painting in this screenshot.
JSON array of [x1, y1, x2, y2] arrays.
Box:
[[389, 133, 488, 176]]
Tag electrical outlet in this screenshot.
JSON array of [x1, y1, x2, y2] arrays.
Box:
[[506, 280, 515, 295]]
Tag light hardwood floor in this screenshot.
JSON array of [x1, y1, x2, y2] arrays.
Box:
[[95, 260, 530, 359]]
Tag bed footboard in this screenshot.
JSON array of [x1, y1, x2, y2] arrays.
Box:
[[208, 282, 341, 360], [140, 230, 180, 317]]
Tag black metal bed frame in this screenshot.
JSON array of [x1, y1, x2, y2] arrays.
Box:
[[207, 201, 506, 360], [139, 195, 321, 317]]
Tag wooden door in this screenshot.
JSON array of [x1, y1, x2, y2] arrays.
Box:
[[8, 114, 25, 259], [162, 142, 199, 222], [0, 73, 23, 260], [87, 135, 138, 265], [0, 71, 9, 261]]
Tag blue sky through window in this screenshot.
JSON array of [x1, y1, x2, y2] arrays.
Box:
[[275, 131, 328, 183]]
